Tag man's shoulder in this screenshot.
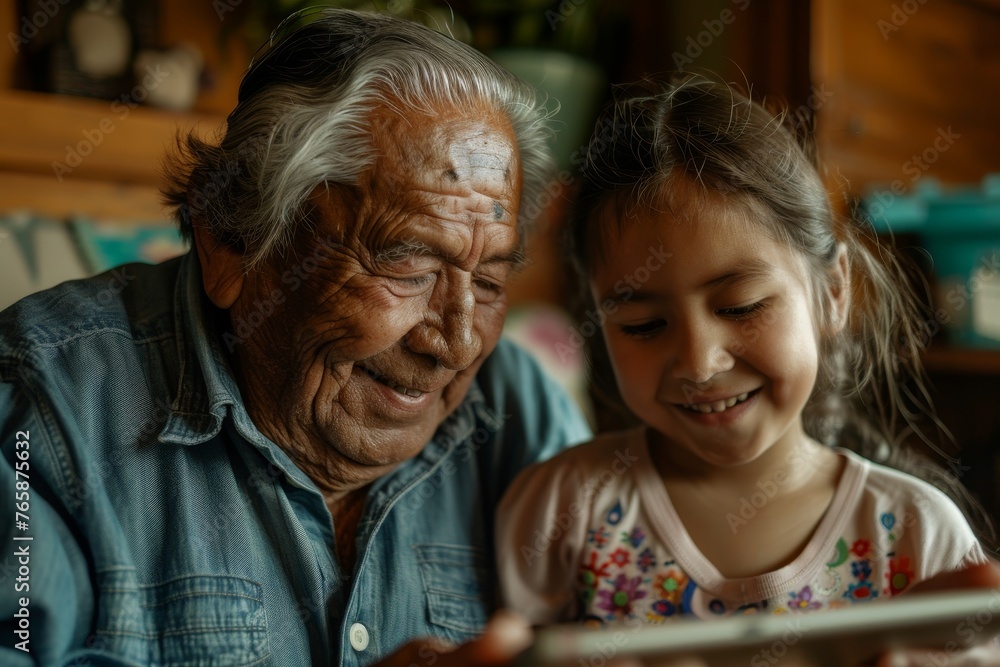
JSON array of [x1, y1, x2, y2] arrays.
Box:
[[0, 260, 181, 364]]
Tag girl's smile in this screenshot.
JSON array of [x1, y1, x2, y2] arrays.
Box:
[[590, 179, 847, 472]]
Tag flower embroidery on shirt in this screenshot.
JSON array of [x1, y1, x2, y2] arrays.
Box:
[[887, 556, 914, 596], [788, 586, 822, 612], [587, 527, 610, 549], [851, 559, 872, 580], [596, 574, 647, 618], [844, 579, 879, 601], [622, 526, 645, 548], [608, 547, 631, 568], [579, 550, 613, 605], [652, 570, 688, 604], [606, 501, 623, 525], [636, 547, 656, 573], [850, 539, 873, 559]]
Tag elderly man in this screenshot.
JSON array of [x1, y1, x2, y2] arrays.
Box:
[[0, 10, 589, 666]]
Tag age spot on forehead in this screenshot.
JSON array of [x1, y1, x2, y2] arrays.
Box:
[[493, 201, 504, 221]]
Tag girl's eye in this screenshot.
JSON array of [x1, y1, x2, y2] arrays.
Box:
[[620, 319, 666, 338], [718, 302, 766, 320]]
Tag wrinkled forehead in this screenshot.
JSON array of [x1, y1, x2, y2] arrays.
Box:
[[367, 98, 520, 176]]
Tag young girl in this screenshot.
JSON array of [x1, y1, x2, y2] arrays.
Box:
[[496, 74, 991, 625]]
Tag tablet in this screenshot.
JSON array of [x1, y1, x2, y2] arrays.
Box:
[[516, 590, 1000, 666]]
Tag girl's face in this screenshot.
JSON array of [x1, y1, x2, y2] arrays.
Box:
[[591, 191, 840, 471]]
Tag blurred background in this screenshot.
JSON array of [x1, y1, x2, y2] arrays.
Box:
[[1, 0, 999, 527]]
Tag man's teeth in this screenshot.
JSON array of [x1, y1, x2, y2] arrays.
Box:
[[362, 367, 424, 397], [690, 392, 750, 414]]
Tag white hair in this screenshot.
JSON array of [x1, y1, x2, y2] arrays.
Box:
[[163, 8, 555, 269]]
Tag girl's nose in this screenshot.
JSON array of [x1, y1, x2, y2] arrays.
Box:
[[670, 320, 735, 384]]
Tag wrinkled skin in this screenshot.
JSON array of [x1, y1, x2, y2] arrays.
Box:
[[195, 99, 523, 561]]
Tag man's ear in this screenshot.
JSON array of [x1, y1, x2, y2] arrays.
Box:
[[826, 243, 851, 336], [192, 224, 244, 310]]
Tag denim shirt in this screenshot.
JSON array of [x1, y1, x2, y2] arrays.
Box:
[[0, 253, 591, 666]]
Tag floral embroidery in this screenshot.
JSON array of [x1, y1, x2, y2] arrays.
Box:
[[622, 526, 645, 548], [887, 557, 914, 596], [606, 501, 623, 525], [649, 599, 678, 619], [851, 560, 872, 580], [587, 527, 610, 549], [788, 586, 822, 612], [850, 539, 873, 559], [880, 513, 896, 530], [608, 548, 631, 568], [596, 574, 647, 617], [652, 571, 687, 604], [844, 580, 879, 601], [636, 547, 656, 573], [579, 551, 613, 605]]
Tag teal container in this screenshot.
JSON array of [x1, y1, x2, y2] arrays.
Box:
[[864, 175, 1000, 349]]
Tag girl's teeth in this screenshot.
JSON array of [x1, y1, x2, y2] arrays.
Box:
[[689, 391, 753, 414]]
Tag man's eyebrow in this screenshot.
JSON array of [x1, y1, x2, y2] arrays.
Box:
[[484, 247, 527, 270], [375, 240, 526, 269], [374, 239, 438, 264]]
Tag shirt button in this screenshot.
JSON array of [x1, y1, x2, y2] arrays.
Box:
[[349, 622, 370, 651]]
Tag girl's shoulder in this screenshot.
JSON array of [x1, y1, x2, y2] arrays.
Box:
[[834, 448, 983, 555], [504, 426, 648, 498], [838, 448, 965, 513]]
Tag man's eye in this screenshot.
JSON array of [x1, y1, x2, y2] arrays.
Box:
[[473, 278, 504, 303], [620, 320, 666, 338], [718, 302, 766, 320], [401, 274, 435, 286]]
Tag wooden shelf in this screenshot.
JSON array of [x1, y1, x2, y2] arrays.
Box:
[[0, 90, 226, 221], [0, 90, 225, 186]]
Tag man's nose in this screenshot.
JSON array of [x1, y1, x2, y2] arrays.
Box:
[[671, 317, 734, 384], [405, 272, 481, 371]]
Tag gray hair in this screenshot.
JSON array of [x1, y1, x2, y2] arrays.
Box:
[[163, 8, 555, 269]]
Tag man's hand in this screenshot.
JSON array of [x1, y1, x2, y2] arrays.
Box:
[[373, 610, 533, 667]]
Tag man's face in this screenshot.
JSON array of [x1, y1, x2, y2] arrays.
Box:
[[231, 101, 522, 480]]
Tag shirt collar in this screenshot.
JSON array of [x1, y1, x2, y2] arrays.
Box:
[[158, 252, 245, 445]]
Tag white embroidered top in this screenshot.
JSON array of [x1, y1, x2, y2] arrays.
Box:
[[497, 427, 987, 624]]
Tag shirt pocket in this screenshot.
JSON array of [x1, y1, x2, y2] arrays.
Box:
[[95, 569, 271, 666], [414, 543, 495, 644]]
